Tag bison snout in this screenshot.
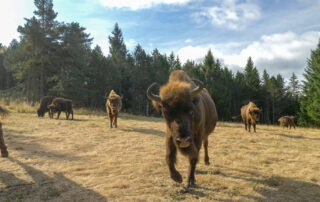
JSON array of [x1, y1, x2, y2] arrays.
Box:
[[176, 136, 192, 148]]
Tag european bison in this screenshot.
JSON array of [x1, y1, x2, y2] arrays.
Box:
[[106, 90, 122, 128], [147, 70, 218, 187], [278, 116, 296, 129], [48, 98, 73, 120], [0, 106, 9, 157], [37, 95, 55, 117], [241, 102, 261, 133]]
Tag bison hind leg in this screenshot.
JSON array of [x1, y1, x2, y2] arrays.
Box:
[[203, 138, 210, 165]]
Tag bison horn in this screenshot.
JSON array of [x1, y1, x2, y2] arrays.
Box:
[[190, 79, 204, 98], [146, 82, 161, 102]]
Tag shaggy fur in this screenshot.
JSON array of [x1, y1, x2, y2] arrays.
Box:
[[278, 116, 296, 129], [37, 96, 55, 117], [106, 90, 122, 128], [148, 70, 218, 187], [0, 106, 9, 157], [48, 98, 73, 120], [241, 102, 261, 133]]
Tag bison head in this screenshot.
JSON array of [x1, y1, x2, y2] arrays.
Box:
[[37, 109, 44, 117], [147, 80, 203, 149], [249, 108, 261, 123], [107, 97, 121, 114]]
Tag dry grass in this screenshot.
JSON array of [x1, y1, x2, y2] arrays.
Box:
[[0, 111, 320, 201]]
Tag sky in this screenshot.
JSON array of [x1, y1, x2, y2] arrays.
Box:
[[1, 0, 320, 80]]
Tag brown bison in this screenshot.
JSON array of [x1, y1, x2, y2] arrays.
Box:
[[0, 106, 9, 157], [278, 116, 296, 129], [37, 95, 55, 117], [48, 98, 73, 120], [147, 70, 218, 187], [106, 90, 122, 128], [241, 102, 261, 133]]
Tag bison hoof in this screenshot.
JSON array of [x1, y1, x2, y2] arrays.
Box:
[[171, 171, 182, 183], [187, 178, 195, 188], [1, 150, 8, 158], [205, 160, 210, 165]]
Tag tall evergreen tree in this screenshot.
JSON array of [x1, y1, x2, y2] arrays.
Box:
[[299, 40, 320, 127]]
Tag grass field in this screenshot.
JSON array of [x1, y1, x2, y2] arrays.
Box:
[[0, 110, 320, 201]]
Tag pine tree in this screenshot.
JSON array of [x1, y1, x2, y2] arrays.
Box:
[[299, 40, 320, 127], [244, 57, 260, 100]]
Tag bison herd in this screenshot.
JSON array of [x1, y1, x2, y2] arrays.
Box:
[[0, 70, 298, 188]]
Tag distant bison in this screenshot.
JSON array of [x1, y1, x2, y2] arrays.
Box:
[[241, 102, 261, 133], [278, 116, 296, 129], [147, 70, 218, 187], [48, 98, 73, 120], [0, 106, 9, 157], [106, 90, 122, 128], [37, 95, 55, 117]]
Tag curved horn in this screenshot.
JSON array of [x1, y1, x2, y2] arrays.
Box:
[[146, 82, 161, 102], [190, 79, 204, 98]]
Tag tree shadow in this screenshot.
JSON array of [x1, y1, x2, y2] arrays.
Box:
[[217, 166, 320, 201], [271, 133, 320, 140], [4, 129, 80, 161], [0, 158, 106, 201], [120, 127, 165, 137], [119, 114, 163, 123]]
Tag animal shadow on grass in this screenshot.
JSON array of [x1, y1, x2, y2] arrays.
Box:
[[120, 127, 165, 137], [0, 158, 106, 201], [218, 166, 320, 201]]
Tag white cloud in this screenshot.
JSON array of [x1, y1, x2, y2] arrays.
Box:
[[185, 39, 192, 43], [177, 31, 320, 78], [0, 1, 34, 46], [94, 39, 110, 56], [100, 0, 191, 10], [194, 0, 261, 30], [125, 38, 138, 50]]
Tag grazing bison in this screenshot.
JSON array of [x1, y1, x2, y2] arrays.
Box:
[[0, 106, 9, 157], [37, 95, 55, 117], [147, 70, 218, 187], [278, 116, 296, 129], [241, 102, 261, 133], [48, 98, 73, 120], [106, 90, 122, 128]]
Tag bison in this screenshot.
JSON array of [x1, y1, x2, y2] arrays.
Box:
[[48, 98, 73, 120], [106, 90, 122, 128], [37, 95, 55, 117], [278, 116, 296, 129], [241, 102, 261, 133], [147, 70, 218, 187], [0, 106, 9, 157]]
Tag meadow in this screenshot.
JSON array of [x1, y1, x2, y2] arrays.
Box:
[[0, 104, 320, 201]]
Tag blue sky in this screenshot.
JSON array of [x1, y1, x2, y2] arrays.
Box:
[[1, 0, 320, 79]]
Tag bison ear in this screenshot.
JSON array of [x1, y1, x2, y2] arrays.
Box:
[[152, 100, 162, 112]]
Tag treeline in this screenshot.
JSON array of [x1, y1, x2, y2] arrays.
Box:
[[0, 0, 319, 127]]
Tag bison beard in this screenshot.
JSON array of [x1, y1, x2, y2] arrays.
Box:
[[0, 106, 9, 157], [106, 90, 122, 128], [147, 70, 218, 187]]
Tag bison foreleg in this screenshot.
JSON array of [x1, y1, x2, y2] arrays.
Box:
[[203, 137, 210, 165], [187, 155, 198, 188], [248, 122, 251, 132], [0, 123, 8, 158], [57, 110, 61, 119], [166, 137, 182, 183], [253, 124, 256, 133], [108, 113, 113, 128], [114, 114, 118, 128], [244, 122, 247, 131]]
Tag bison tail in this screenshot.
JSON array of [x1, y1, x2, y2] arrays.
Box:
[[232, 115, 241, 120]]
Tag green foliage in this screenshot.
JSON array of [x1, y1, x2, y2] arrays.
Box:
[[299, 40, 320, 127]]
